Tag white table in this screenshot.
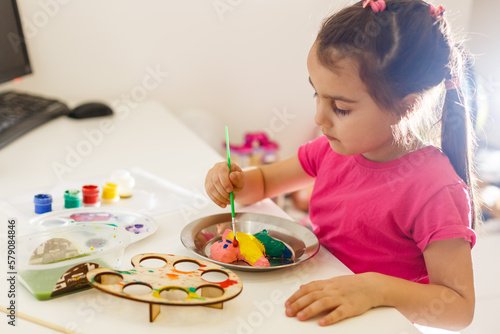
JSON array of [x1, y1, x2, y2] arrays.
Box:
[[0, 101, 420, 333]]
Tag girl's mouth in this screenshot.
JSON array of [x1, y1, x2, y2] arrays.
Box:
[[324, 134, 339, 142]]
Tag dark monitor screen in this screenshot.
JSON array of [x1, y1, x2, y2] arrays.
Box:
[[0, 0, 32, 84]]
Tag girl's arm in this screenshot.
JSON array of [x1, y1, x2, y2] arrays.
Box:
[[205, 155, 315, 208], [237, 155, 316, 205], [285, 237, 475, 331], [385, 237, 475, 329]]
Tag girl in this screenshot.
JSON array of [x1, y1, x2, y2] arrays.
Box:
[[205, 0, 478, 330]]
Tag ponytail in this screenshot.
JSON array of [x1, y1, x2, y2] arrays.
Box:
[[441, 73, 480, 229]]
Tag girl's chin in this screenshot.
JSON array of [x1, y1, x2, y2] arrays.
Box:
[[327, 141, 347, 155]]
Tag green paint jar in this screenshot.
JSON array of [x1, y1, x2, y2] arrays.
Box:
[[64, 189, 82, 208]]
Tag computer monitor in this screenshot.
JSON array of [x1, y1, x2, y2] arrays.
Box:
[[0, 0, 32, 85]]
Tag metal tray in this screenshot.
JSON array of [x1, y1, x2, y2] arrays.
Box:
[[181, 212, 319, 271]]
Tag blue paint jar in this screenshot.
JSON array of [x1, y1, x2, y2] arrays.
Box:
[[34, 194, 52, 214]]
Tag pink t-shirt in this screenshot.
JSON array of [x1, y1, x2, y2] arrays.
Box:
[[298, 136, 476, 284]]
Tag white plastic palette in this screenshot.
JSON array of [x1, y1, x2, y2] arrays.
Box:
[[30, 208, 158, 244]]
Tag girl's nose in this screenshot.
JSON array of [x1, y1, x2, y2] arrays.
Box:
[[314, 100, 332, 127]]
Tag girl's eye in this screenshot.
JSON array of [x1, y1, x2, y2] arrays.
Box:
[[333, 102, 350, 116], [334, 106, 349, 116], [313, 93, 350, 116]]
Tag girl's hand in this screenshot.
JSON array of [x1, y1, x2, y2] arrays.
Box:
[[285, 273, 379, 326], [205, 161, 244, 208]]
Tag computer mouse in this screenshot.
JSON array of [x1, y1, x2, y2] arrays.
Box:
[[68, 102, 113, 119]]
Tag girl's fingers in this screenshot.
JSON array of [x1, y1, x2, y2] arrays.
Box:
[[285, 281, 324, 306], [204, 161, 244, 208], [209, 192, 228, 208], [229, 171, 245, 190], [209, 180, 230, 207], [318, 305, 353, 326], [286, 294, 358, 326], [206, 188, 228, 208], [213, 172, 231, 199], [205, 165, 230, 208], [217, 165, 234, 193], [285, 290, 335, 318], [285, 275, 374, 326], [296, 296, 340, 321]]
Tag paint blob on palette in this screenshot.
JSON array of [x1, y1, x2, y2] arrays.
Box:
[[86, 253, 243, 322], [30, 208, 158, 244]]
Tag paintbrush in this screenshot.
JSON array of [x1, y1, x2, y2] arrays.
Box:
[[225, 126, 238, 247], [1, 305, 79, 333]]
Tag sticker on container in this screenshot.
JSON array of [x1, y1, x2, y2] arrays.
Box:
[[51, 262, 100, 297]]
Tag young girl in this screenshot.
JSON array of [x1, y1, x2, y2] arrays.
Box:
[[205, 0, 478, 330]]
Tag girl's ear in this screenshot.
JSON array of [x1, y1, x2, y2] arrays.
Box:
[[400, 93, 421, 117]]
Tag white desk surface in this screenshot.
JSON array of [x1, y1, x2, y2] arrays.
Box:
[[0, 101, 420, 334]]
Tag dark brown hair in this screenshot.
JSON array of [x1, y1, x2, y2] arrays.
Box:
[[316, 0, 480, 228]]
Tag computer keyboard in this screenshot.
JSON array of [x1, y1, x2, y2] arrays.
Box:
[[0, 91, 70, 149]]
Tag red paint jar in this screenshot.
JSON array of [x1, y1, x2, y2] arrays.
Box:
[[82, 185, 100, 207]]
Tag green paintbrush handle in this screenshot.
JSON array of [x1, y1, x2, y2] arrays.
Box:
[[230, 192, 235, 217], [225, 126, 236, 218]]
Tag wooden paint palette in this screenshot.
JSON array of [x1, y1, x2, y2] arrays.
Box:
[[86, 253, 243, 322]]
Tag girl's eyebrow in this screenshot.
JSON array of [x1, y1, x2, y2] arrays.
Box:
[[308, 77, 358, 104]]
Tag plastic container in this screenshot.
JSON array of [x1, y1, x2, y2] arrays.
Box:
[[101, 182, 119, 204], [110, 170, 135, 198], [82, 185, 100, 207], [34, 194, 52, 214], [64, 189, 82, 208], [18, 224, 130, 300]]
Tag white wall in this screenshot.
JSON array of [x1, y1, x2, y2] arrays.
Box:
[[1, 0, 474, 158], [468, 0, 500, 149]]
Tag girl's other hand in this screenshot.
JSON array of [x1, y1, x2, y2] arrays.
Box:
[[205, 161, 244, 208], [284, 273, 379, 326]]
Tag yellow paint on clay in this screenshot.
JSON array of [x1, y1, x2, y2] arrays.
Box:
[[226, 231, 265, 265]]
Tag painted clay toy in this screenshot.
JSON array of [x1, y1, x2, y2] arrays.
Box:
[[210, 229, 292, 267]]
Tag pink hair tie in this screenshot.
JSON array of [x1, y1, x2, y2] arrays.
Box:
[[429, 4, 445, 19], [445, 77, 460, 90], [363, 0, 386, 13]]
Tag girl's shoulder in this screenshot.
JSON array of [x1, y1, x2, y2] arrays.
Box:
[[398, 146, 460, 181], [385, 146, 468, 199], [352, 145, 466, 193], [355, 145, 457, 176]]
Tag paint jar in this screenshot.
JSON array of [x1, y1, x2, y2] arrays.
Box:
[[34, 194, 52, 214], [82, 185, 100, 207], [64, 190, 82, 208], [110, 170, 135, 198], [101, 182, 119, 204]]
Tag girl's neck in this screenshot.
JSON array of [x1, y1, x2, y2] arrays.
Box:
[[361, 138, 425, 163]]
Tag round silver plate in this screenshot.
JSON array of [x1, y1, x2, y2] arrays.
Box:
[[180, 212, 319, 271]]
